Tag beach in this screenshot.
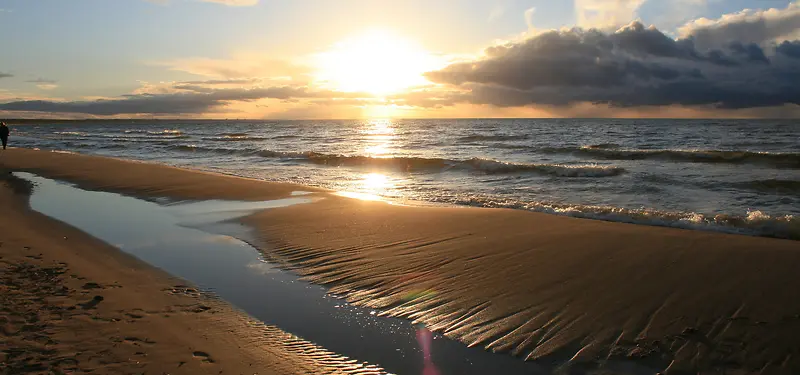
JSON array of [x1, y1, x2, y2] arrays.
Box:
[[3, 148, 800, 374], [0, 151, 383, 374]]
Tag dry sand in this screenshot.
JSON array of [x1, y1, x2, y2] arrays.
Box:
[[4, 148, 800, 374]]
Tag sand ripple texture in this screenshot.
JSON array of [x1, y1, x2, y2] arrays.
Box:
[[248, 197, 800, 374]]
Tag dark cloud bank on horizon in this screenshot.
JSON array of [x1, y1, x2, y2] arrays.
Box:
[[2, 3, 800, 115], [425, 15, 800, 109], [0, 86, 366, 116]]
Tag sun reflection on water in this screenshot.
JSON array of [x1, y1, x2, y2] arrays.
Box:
[[363, 119, 396, 157], [335, 119, 408, 202], [362, 172, 391, 191]]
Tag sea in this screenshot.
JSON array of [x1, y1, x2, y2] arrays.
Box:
[[11, 118, 800, 240]]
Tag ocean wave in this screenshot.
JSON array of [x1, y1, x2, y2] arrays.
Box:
[[428, 195, 800, 240], [169, 145, 625, 177], [106, 135, 190, 142], [202, 136, 269, 142], [124, 129, 185, 136], [732, 179, 800, 194], [583, 143, 621, 149], [298, 153, 624, 177], [170, 145, 243, 155], [464, 158, 625, 177], [458, 134, 528, 142], [491, 143, 533, 150], [574, 147, 800, 168], [53, 131, 88, 136]]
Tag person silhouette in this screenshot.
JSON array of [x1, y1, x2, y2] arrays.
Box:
[[0, 122, 8, 150]]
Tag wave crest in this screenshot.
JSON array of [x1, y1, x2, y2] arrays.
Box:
[[202, 136, 269, 142], [169, 145, 624, 177], [465, 158, 625, 177], [430, 195, 800, 240], [124, 129, 185, 136]]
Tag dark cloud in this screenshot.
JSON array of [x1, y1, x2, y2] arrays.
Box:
[[777, 40, 800, 58], [0, 86, 368, 115], [25, 78, 57, 84], [425, 21, 800, 109], [387, 90, 466, 108], [0, 72, 12, 79]]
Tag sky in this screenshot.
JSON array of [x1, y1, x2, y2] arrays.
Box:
[[0, 0, 799, 119]]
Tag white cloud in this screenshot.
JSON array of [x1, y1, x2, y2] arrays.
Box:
[[524, 7, 537, 30], [574, 0, 647, 29], [679, 1, 800, 49]]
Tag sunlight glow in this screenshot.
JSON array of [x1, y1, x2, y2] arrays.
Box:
[[362, 172, 390, 190], [362, 119, 395, 156], [314, 30, 440, 95]]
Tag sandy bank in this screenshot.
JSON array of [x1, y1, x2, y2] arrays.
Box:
[[3, 148, 800, 374], [0, 159, 383, 374], [1, 148, 323, 201]]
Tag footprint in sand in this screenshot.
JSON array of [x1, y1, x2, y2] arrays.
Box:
[[190, 305, 211, 313], [192, 351, 215, 363], [123, 337, 156, 345], [81, 282, 102, 290], [78, 295, 104, 309]]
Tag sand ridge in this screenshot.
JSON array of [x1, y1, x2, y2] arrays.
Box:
[[1, 148, 324, 201], [248, 196, 800, 374], [3, 148, 800, 374]]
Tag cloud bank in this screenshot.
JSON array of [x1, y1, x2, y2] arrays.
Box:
[[0, 83, 367, 115], [424, 3, 800, 110], [0, 72, 12, 79]]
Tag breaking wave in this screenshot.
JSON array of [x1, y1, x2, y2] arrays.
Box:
[[168, 145, 625, 177], [426, 194, 800, 240], [125, 129, 185, 136], [202, 135, 269, 142]]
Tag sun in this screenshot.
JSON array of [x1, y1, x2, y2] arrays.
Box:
[[314, 30, 440, 96]]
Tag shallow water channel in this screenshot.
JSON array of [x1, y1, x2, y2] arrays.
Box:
[[16, 172, 545, 375]]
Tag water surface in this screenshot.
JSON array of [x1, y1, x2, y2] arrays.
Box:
[[13, 119, 800, 238]]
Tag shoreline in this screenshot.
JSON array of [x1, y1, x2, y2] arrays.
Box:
[[4, 148, 800, 374], [0, 162, 386, 374], [11, 144, 799, 240]]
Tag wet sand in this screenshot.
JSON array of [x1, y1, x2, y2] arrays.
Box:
[[0, 161, 384, 374], [4, 148, 800, 374], [17, 171, 542, 375]]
